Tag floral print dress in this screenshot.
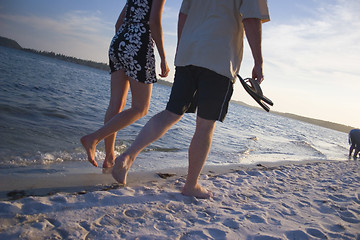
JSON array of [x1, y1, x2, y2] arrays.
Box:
[[109, 0, 156, 84]]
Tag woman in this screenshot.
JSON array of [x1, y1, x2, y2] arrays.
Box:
[[81, 0, 169, 169]]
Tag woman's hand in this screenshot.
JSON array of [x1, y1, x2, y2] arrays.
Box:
[[159, 60, 170, 78]]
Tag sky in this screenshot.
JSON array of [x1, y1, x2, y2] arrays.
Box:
[[0, 0, 359, 128]]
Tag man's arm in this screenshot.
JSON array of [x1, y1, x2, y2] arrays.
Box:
[[243, 18, 264, 84], [177, 12, 187, 50]]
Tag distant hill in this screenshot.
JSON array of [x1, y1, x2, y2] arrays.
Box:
[[0, 36, 108, 71], [0, 36, 354, 133], [0, 36, 22, 49], [231, 99, 354, 133], [22, 48, 109, 71], [273, 112, 353, 134]]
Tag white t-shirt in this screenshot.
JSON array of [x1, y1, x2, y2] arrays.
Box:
[[175, 0, 270, 82]]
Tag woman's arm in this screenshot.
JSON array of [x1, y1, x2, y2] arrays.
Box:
[[115, 5, 127, 33], [149, 0, 169, 78]]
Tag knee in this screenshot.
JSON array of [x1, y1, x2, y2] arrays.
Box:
[[139, 107, 149, 118], [108, 99, 126, 114], [196, 116, 216, 132], [164, 110, 182, 122], [132, 105, 149, 118], [105, 103, 124, 123], [107, 105, 121, 116]]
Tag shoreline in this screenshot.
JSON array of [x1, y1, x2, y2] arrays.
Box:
[[0, 159, 342, 201]]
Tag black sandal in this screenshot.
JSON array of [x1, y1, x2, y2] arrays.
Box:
[[238, 75, 273, 112]]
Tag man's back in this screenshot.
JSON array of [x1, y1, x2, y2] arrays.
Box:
[[175, 0, 270, 81]]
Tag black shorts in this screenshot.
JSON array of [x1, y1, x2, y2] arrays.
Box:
[[166, 65, 233, 122]]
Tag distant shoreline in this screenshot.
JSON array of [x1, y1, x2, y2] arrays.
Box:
[[0, 36, 354, 133], [231, 100, 354, 134]]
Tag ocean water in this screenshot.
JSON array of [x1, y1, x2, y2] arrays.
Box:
[[0, 46, 349, 175]]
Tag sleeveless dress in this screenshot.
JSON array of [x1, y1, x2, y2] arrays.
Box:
[[109, 0, 156, 84]]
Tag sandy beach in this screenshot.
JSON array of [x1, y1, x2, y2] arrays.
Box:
[[0, 160, 359, 239]]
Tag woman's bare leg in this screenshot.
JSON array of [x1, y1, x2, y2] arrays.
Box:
[[103, 70, 129, 168], [81, 71, 152, 167]]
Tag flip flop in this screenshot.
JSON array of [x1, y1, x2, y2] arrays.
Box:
[[237, 75, 273, 112]]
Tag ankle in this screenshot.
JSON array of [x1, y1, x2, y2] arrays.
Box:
[[105, 153, 115, 162], [184, 179, 198, 188]]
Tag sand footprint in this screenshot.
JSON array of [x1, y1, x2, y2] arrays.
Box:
[[245, 214, 266, 223], [79, 221, 91, 231], [180, 230, 209, 240], [267, 217, 281, 226], [313, 199, 337, 214], [0, 201, 21, 215], [323, 223, 346, 233], [349, 206, 360, 215], [339, 210, 360, 224], [245, 170, 263, 177], [222, 218, 240, 229], [305, 228, 328, 239], [206, 228, 227, 239], [46, 217, 61, 228], [165, 201, 184, 214], [285, 230, 311, 239], [278, 202, 297, 216], [123, 208, 146, 218], [49, 195, 68, 204], [297, 199, 311, 208], [82, 214, 125, 239], [355, 193, 360, 204], [99, 214, 123, 226], [85, 229, 119, 240], [328, 194, 350, 202], [180, 228, 227, 240], [247, 234, 282, 240], [273, 169, 288, 178]]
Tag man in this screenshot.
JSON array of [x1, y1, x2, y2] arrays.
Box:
[[349, 129, 360, 160], [112, 0, 270, 198]]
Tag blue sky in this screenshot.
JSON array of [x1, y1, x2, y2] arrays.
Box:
[[0, 0, 359, 128]]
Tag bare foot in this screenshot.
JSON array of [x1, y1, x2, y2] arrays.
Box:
[[111, 154, 133, 185], [102, 160, 114, 174], [103, 155, 115, 168], [181, 184, 213, 199], [102, 167, 113, 174], [80, 135, 98, 167]]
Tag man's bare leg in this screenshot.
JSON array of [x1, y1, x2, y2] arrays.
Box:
[[182, 116, 216, 199], [112, 110, 182, 184]]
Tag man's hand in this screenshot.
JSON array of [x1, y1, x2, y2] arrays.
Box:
[[252, 64, 264, 84]]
